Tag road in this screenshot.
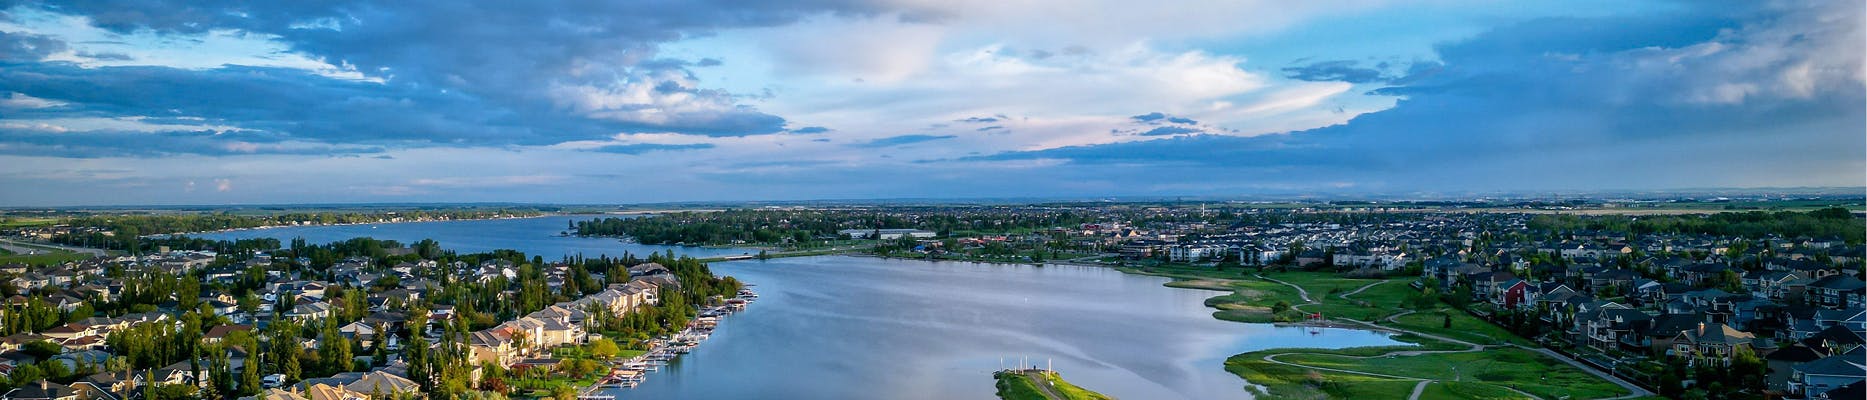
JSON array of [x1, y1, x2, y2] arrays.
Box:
[[0, 238, 108, 257]]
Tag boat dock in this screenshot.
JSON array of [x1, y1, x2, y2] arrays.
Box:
[[587, 288, 758, 394]]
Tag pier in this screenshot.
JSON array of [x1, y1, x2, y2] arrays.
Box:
[[581, 288, 758, 395]]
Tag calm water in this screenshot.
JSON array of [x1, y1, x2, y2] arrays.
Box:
[[186, 215, 757, 260], [624, 257, 1401, 400], [193, 217, 1404, 399]]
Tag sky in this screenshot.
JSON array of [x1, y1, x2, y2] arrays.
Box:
[[0, 0, 1861, 206]]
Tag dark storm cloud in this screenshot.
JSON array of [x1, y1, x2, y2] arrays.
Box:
[[0, 0, 917, 155], [0, 31, 64, 62]]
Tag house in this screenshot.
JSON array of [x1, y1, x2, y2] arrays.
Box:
[[287, 301, 333, 320], [2, 381, 77, 400], [1672, 322, 1755, 361], [1790, 351, 1867, 398], [301, 383, 367, 400], [249, 388, 310, 400], [1767, 344, 1828, 392], [203, 325, 253, 344], [1807, 275, 1865, 309], [1744, 270, 1803, 300], [1498, 279, 1534, 309], [1580, 305, 1653, 351], [76, 371, 139, 400], [468, 330, 514, 366], [342, 371, 418, 396]]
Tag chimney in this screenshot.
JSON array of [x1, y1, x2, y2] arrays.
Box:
[[1697, 322, 1705, 336], [41, 380, 48, 390]]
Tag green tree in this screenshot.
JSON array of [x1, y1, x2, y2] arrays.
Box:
[[587, 339, 619, 360]]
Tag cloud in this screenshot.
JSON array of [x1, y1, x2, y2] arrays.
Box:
[[0, 92, 65, 109], [971, 1, 1866, 191], [0, 30, 65, 62], [1281, 60, 1395, 84], [0, 0, 880, 149], [588, 143, 716, 155], [856, 134, 957, 148], [788, 126, 830, 134], [1137, 126, 1201, 136]]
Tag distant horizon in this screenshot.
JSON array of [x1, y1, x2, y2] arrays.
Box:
[[6, 185, 1863, 210]]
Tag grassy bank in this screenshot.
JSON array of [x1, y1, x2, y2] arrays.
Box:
[[993, 370, 1112, 400]]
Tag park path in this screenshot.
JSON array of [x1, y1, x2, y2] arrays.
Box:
[[1245, 276, 1651, 400], [1409, 381, 1431, 400], [1019, 370, 1069, 400]]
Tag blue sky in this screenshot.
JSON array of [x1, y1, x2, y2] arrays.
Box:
[[0, 0, 1860, 206]]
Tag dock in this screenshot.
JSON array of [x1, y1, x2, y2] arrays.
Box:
[[583, 288, 758, 394]]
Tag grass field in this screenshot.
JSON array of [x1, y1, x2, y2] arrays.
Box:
[[0, 217, 59, 228], [1385, 311, 1536, 347], [1276, 348, 1627, 399], [1418, 381, 1535, 399]]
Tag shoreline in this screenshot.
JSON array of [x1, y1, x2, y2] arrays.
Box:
[[157, 213, 563, 238]]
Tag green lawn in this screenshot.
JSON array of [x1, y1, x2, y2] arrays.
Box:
[[1417, 381, 1535, 400], [1038, 371, 1112, 400], [994, 372, 1049, 400], [0, 217, 59, 228], [1277, 348, 1627, 400], [1385, 311, 1536, 347], [993, 371, 1110, 400], [614, 349, 648, 360]]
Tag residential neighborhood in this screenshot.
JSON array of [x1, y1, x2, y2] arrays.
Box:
[[0, 229, 731, 400]]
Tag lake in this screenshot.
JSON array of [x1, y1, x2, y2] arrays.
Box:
[[190, 216, 1403, 399]]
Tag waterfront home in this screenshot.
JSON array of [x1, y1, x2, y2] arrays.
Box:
[[468, 330, 515, 366], [628, 262, 670, 277]]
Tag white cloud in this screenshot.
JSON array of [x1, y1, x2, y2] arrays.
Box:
[[0, 92, 66, 109], [1621, 1, 1864, 105]]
